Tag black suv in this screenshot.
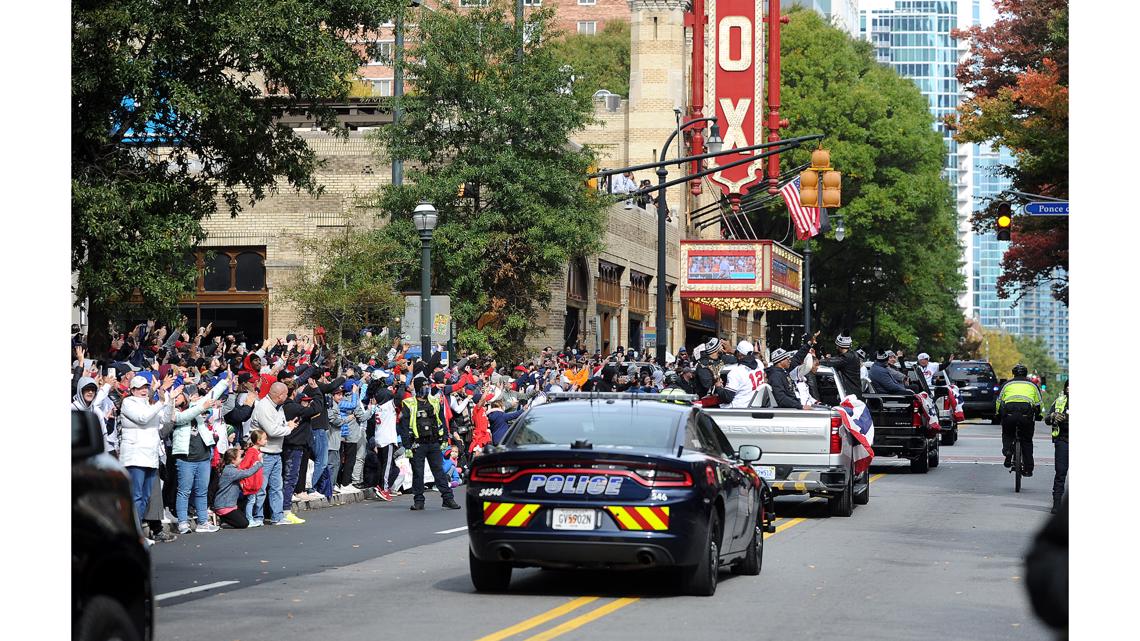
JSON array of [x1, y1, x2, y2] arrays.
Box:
[[944, 360, 1000, 423], [72, 410, 154, 641]]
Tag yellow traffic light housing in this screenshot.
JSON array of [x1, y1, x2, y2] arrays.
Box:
[[821, 170, 841, 208], [458, 182, 479, 200], [810, 148, 831, 171], [996, 201, 1012, 241], [800, 170, 819, 207]]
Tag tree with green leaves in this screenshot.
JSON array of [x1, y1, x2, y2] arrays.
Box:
[[73, 0, 400, 354], [952, 0, 1068, 305], [278, 221, 405, 366], [550, 20, 631, 100], [746, 8, 964, 356], [369, 3, 607, 361], [1013, 334, 1061, 382]]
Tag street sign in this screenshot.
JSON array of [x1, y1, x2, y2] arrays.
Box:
[[402, 295, 451, 343], [644, 327, 656, 350], [1025, 201, 1069, 216]]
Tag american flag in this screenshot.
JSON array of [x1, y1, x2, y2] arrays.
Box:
[[838, 395, 875, 476], [779, 177, 820, 241]]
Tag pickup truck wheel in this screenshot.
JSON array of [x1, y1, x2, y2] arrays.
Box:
[[941, 428, 958, 446], [910, 444, 931, 473], [469, 549, 512, 592], [828, 469, 855, 517], [929, 438, 941, 468], [732, 525, 762, 576], [682, 511, 720, 596], [854, 470, 870, 505]]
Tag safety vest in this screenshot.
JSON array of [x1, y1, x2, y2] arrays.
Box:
[[996, 379, 1043, 414], [1051, 394, 1068, 439], [402, 395, 445, 442], [659, 386, 690, 404]]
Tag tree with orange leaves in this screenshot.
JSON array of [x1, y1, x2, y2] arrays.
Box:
[[951, 0, 1068, 305]]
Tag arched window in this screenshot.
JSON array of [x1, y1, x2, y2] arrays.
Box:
[[234, 252, 266, 291], [203, 253, 232, 291]]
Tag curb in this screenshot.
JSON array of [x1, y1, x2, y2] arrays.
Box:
[[158, 486, 392, 533]]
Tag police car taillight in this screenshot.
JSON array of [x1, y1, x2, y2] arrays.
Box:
[[633, 467, 692, 487], [830, 414, 842, 454], [470, 465, 519, 482]]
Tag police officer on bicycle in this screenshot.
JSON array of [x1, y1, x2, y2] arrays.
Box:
[[996, 364, 1044, 477]]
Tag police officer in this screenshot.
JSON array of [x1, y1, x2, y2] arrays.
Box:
[[398, 376, 461, 511], [996, 363, 1043, 477], [1044, 380, 1069, 513]]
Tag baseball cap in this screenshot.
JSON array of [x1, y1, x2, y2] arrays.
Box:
[[917, 353, 930, 361], [129, 375, 150, 389]]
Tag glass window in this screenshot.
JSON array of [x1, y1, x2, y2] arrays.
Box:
[[508, 403, 681, 450], [371, 78, 393, 96], [577, 21, 597, 35], [203, 252, 232, 291], [234, 252, 265, 291], [579, 0, 596, 4]]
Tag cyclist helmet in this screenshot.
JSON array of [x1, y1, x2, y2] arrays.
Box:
[[1012, 363, 1028, 377], [664, 371, 680, 386]]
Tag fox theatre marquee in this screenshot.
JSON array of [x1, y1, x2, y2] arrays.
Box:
[[679, 240, 802, 311]]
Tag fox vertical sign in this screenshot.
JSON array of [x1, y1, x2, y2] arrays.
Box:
[[704, 0, 765, 196]]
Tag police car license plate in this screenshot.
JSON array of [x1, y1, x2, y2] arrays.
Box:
[[757, 466, 776, 481], [552, 509, 596, 530]]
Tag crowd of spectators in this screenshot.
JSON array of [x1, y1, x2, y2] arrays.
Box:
[[70, 319, 952, 543]]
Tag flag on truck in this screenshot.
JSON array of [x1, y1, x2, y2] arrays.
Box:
[[839, 395, 874, 476], [779, 177, 820, 240]]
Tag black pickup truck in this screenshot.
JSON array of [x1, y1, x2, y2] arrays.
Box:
[[859, 364, 941, 473]]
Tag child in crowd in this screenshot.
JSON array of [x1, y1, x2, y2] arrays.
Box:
[[440, 445, 462, 488], [215, 448, 263, 529], [240, 428, 268, 527]]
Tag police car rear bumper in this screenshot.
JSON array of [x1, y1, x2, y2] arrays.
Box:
[[470, 534, 683, 569]]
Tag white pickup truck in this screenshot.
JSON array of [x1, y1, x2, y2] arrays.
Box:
[[704, 367, 870, 517]]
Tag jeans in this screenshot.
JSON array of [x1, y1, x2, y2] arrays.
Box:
[[309, 430, 329, 492], [245, 465, 267, 523], [1052, 439, 1068, 508], [282, 447, 304, 510], [262, 452, 284, 522], [327, 449, 341, 494], [411, 441, 454, 506], [127, 466, 157, 525], [352, 436, 366, 484], [175, 458, 212, 525]]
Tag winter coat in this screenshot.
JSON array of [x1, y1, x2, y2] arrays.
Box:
[[487, 407, 525, 445], [870, 362, 910, 395], [216, 461, 263, 509], [250, 396, 289, 454], [171, 379, 229, 456], [119, 394, 174, 469]]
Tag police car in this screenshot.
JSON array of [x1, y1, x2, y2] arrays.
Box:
[[466, 392, 774, 596]]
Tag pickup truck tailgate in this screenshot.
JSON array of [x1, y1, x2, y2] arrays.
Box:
[[708, 408, 836, 467]]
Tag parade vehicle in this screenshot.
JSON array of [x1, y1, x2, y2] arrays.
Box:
[[72, 410, 154, 641], [927, 371, 963, 446], [943, 360, 1001, 423], [704, 367, 870, 517], [465, 392, 773, 597], [862, 364, 942, 473]]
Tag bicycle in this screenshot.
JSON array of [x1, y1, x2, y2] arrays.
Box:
[[1010, 438, 1023, 493]]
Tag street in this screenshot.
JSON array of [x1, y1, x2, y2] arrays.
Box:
[[153, 420, 1058, 641]]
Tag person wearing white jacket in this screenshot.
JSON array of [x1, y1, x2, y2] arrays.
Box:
[[119, 375, 179, 526], [171, 377, 229, 534]]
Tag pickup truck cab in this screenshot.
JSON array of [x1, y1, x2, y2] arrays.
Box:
[[704, 367, 869, 517]]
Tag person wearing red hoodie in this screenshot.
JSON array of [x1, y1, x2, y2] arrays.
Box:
[[241, 350, 281, 399]]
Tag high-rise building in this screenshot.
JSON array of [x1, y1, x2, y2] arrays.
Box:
[[859, 1, 974, 312], [787, 1, 862, 37]]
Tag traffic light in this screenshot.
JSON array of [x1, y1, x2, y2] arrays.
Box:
[[457, 182, 479, 200], [996, 202, 1012, 241], [799, 170, 819, 207], [821, 170, 842, 208]]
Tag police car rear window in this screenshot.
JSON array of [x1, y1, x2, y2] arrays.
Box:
[[507, 404, 680, 450], [947, 363, 997, 383]]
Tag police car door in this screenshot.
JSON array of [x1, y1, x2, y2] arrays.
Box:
[[694, 413, 744, 551]]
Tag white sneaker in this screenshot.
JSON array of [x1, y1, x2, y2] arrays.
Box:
[[177, 522, 191, 535], [162, 508, 176, 524], [342, 485, 361, 494], [196, 522, 220, 533], [248, 519, 263, 528]]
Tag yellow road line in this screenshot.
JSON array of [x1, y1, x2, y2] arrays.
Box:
[[473, 596, 600, 641], [520, 598, 640, 641], [773, 517, 805, 533], [870, 473, 886, 482]]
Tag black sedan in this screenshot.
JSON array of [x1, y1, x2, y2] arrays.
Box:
[[466, 392, 772, 596]]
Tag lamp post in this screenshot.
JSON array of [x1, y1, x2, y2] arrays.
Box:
[[655, 118, 723, 364], [871, 259, 883, 351], [413, 201, 438, 360]]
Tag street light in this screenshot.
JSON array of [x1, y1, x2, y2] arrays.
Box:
[[833, 214, 846, 242], [655, 117, 721, 363], [413, 201, 438, 360]]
